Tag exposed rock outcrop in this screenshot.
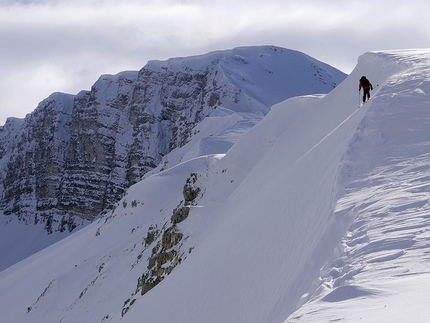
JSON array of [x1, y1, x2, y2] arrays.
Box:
[[0, 46, 346, 233], [121, 172, 203, 317]]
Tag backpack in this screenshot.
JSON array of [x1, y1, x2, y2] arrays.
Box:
[[360, 77, 370, 89]]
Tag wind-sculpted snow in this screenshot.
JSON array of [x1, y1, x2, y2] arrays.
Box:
[[286, 49, 430, 322], [0, 46, 345, 271], [2, 49, 430, 323]]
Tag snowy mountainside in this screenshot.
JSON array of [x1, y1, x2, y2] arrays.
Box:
[[2, 48, 430, 323], [286, 49, 430, 323], [0, 46, 345, 271]]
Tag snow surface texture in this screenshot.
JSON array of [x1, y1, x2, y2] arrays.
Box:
[[286, 49, 430, 322], [1, 49, 430, 323]]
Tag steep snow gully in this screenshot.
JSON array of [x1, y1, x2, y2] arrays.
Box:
[[2, 49, 430, 323]]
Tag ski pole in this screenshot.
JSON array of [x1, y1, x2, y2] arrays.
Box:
[[358, 89, 361, 108]]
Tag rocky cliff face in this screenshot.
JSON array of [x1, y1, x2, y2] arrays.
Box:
[[0, 46, 346, 234]]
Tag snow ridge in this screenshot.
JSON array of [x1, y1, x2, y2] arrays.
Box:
[[286, 49, 430, 322]]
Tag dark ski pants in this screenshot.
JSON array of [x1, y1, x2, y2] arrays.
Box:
[[363, 88, 371, 102]]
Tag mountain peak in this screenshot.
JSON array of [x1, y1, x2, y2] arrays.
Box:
[[0, 46, 345, 272]]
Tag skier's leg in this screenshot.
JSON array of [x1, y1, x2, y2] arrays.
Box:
[[364, 89, 370, 102]]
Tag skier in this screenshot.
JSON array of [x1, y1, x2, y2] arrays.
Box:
[[359, 76, 373, 103]]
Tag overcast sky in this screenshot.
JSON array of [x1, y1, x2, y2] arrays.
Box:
[[1, 0, 429, 124]]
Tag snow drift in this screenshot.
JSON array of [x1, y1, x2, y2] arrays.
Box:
[[2, 48, 430, 323]]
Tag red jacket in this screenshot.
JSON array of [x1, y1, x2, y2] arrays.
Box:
[[359, 78, 373, 90]]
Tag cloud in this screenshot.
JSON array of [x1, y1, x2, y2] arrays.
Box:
[[1, 0, 430, 124]]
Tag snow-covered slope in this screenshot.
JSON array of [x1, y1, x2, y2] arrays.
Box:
[[0, 46, 346, 272], [1, 49, 430, 323], [286, 49, 430, 322]]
